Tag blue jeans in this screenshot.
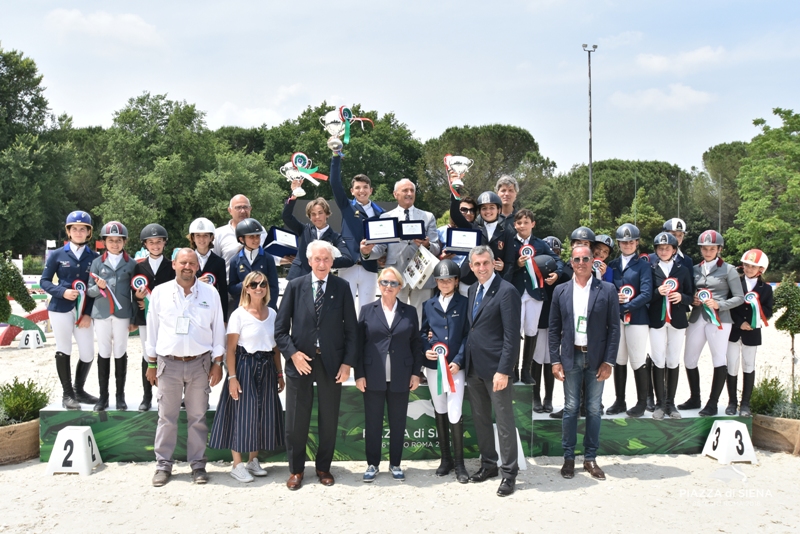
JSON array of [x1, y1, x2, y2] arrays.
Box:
[[562, 350, 605, 460]]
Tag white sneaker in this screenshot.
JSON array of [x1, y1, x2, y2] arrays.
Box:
[[245, 458, 268, 477], [230, 462, 255, 483]]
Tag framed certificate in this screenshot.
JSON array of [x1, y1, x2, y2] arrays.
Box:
[[444, 228, 482, 255], [264, 226, 299, 258], [364, 218, 400, 244], [399, 220, 426, 241]]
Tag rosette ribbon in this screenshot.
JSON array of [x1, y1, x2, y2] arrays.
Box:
[[339, 106, 374, 145], [619, 285, 635, 325], [697, 289, 722, 329], [661, 278, 679, 324], [90, 273, 123, 314], [71, 280, 87, 324], [744, 291, 769, 329], [432, 342, 456, 395], [593, 259, 603, 279], [201, 272, 216, 286], [520, 244, 543, 290], [291, 152, 328, 182], [131, 275, 151, 317]]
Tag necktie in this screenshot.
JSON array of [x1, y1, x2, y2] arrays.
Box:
[[472, 285, 484, 320], [404, 209, 410, 221], [315, 280, 324, 320]]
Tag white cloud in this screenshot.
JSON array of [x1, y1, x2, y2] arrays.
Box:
[[609, 83, 715, 112], [45, 9, 162, 47], [209, 102, 284, 129], [636, 46, 725, 75], [598, 31, 643, 49]]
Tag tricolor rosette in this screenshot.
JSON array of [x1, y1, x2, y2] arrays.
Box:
[[71, 280, 87, 324], [744, 291, 769, 329], [661, 277, 679, 323], [432, 342, 455, 395], [619, 284, 635, 324], [697, 288, 722, 329], [520, 244, 543, 289]]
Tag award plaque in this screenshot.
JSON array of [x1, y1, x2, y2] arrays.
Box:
[[444, 228, 481, 255], [264, 226, 299, 258], [364, 218, 400, 244], [399, 220, 426, 241]]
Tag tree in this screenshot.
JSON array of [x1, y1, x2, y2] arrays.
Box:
[[579, 181, 615, 237], [615, 187, 664, 252], [0, 45, 49, 151], [695, 141, 748, 235], [725, 108, 800, 269], [773, 272, 800, 395]]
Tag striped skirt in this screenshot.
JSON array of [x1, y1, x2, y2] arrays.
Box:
[[208, 346, 285, 453]]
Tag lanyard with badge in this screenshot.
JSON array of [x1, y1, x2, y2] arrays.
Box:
[[174, 286, 194, 335]]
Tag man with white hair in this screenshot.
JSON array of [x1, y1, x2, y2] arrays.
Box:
[[360, 179, 440, 320]]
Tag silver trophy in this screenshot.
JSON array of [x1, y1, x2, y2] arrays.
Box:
[[444, 154, 474, 191], [279, 152, 321, 198], [319, 110, 345, 152]]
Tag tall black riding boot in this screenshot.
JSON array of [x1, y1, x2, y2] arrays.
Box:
[[739, 371, 755, 417], [665, 367, 682, 419], [115, 354, 128, 410], [434, 412, 454, 476], [724, 374, 738, 415], [542, 363, 554, 412], [626, 364, 649, 418], [93, 356, 110, 411], [55, 352, 81, 410], [532, 361, 544, 412], [74, 359, 99, 404], [677, 367, 702, 410], [451, 418, 469, 483], [645, 356, 656, 412], [699, 366, 728, 416], [521, 336, 537, 385], [651, 365, 666, 420], [139, 358, 153, 411], [605, 364, 628, 415]]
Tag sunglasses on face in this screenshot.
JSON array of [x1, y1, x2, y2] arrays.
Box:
[[571, 256, 592, 264], [379, 280, 400, 288], [247, 281, 268, 289], [460, 207, 476, 213]]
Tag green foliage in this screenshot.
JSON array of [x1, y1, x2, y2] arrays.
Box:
[[0, 377, 51, 425], [750, 375, 786, 416], [0, 251, 36, 322], [701, 141, 747, 234], [22, 255, 44, 275], [0, 45, 49, 151], [773, 272, 800, 337], [615, 187, 665, 251], [579, 181, 615, 236]]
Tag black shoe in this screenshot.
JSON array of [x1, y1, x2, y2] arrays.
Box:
[[605, 400, 627, 415], [55, 352, 81, 410], [678, 367, 702, 410], [469, 466, 499, 483], [74, 359, 99, 404], [626, 365, 649, 418], [94, 356, 110, 412], [497, 478, 515, 497], [739, 371, 755, 417], [699, 366, 728, 417], [561, 459, 575, 479], [549, 409, 563, 419], [192, 468, 209, 484], [115, 354, 128, 410], [646, 395, 656, 413], [542, 399, 553, 413], [606, 364, 628, 415], [724, 374, 738, 416]]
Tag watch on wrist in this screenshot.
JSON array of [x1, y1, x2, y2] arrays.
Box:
[[213, 360, 223, 367]]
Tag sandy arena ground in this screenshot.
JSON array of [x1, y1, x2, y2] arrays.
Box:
[[1, 301, 799, 533]]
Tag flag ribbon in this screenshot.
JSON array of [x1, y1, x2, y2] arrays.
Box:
[[520, 244, 543, 289], [339, 106, 374, 145], [432, 342, 455, 395], [697, 289, 722, 329], [744, 291, 769, 328], [90, 273, 122, 314], [72, 280, 87, 324]]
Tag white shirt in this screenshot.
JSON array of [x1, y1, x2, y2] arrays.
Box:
[[227, 306, 277, 354], [106, 252, 122, 270], [382, 299, 398, 382], [196, 249, 212, 271], [69, 242, 86, 259], [358, 201, 375, 218], [476, 273, 496, 300], [244, 247, 259, 265], [315, 225, 330, 240], [148, 255, 164, 274], [145, 279, 226, 359], [484, 221, 498, 241], [702, 260, 714, 276], [745, 276, 758, 292], [658, 259, 674, 279], [572, 277, 591, 346], [515, 234, 530, 245], [621, 253, 635, 272], [438, 293, 454, 312]]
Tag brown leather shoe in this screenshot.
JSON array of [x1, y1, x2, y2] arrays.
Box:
[[286, 472, 304, 490], [583, 460, 606, 480], [560, 459, 575, 479], [316, 470, 335, 486]]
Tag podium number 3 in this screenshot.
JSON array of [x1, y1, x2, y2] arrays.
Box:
[[712, 427, 721, 451], [734, 430, 744, 455]]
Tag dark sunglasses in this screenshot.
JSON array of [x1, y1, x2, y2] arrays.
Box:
[[379, 280, 400, 288], [460, 207, 476, 213], [571, 256, 592, 264], [247, 280, 268, 289]]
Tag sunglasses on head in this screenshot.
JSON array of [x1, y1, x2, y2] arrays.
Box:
[[379, 280, 400, 288], [460, 207, 476, 213], [571, 256, 592, 264], [247, 280, 268, 289]]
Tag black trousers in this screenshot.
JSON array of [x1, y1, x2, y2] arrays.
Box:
[[284, 358, 342, 474], [364, 386, 409, 467]]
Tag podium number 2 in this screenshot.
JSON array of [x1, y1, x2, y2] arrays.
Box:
[[62, 440, 74, 467], [88, 436, 96, 461], [734, 430, 744, 455], [712, 427, 721, 451]]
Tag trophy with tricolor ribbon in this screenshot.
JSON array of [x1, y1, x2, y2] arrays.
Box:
[[619, 285, 635, 325], [520, 244, 544, 289], [697, 289, 722, 329], [279, 152, 329, 198], [319, 106, 374, 154], [131, 275, 151, 317], [744, 292, 769, 328], [431, 342, 456, 395], [661, 278, 679, 324], [444, 154, 473, 201], [72, 280, 87, 324]]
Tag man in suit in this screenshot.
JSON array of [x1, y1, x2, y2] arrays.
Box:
[[330, 155, 385, 313], [463, 245, 522, 497], [275, 240, 359, 490], [360, 178, 440, 322], [549, 244, 620, 481]]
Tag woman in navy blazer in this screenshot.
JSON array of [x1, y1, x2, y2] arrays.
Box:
[[356, 267, 424, 482]]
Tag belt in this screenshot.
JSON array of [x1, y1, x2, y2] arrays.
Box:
[[164, 351, 211, 362], [574, 345, 588, 353]]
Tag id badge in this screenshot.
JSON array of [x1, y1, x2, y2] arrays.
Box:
[[176, 316, 190, 335], [576, 316, 588, 335]]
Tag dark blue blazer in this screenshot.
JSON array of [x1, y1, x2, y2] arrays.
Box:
[[464, 275, 521, 380], [356, 299, 424, 392], [548, 277, 621, 372], [41, 244, 99, 316], [228, 246, 279, 310], [419, 293, 470, 370], [608, 255, 653, 325], [648, 261, 693, 329], [503, 235, 564, 301], [729, 276, 773, 346], [330, 156, 384, 274], [649, 250, 694, 293], [281, 197, 354, 280]]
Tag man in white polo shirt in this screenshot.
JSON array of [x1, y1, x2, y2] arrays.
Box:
[[146, 248, 226, 487]]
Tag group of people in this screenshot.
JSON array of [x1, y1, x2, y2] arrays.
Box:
[[38, 152, 773, 496]]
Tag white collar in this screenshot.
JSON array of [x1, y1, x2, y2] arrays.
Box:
[[515, 233, 531, 244], [381, 299, 398, 313], [69, 242, 86, 257], [312, 273, 329, 285], [479, 273, 496, 292], [315, 225, 330, 236], [196, 249, 211, 260]]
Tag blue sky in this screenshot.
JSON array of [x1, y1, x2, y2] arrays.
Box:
[[1, 1, 798, 173]]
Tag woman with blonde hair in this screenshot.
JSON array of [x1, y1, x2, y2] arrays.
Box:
[[209, 270, 285, 482]]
